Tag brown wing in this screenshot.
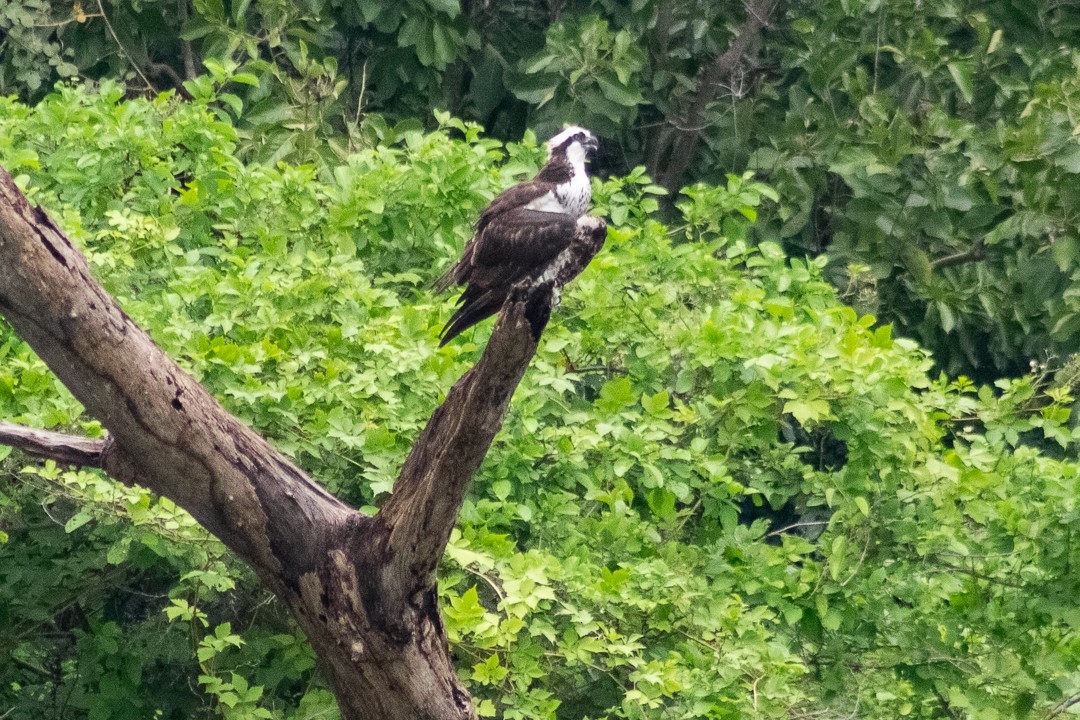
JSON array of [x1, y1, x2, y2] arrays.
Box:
[[467, 208, 577, 287], [474, 177, 560, 235], [437, 209, 577, 344], [433, 179, 556, 293], [434, 154, 576, 293]]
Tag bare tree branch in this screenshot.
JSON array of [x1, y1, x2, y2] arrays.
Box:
[[0, 421, 106, 467], [371, 217, 606, 615], [1047, 693, 1080, 720], [176, 0, 198, 80], [0, 164, 605, 720], [930, 238, 985, 269]]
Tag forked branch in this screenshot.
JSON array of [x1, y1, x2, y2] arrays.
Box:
[[0, 164, 605, 720]]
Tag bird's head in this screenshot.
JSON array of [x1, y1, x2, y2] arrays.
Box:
[[546, 126, 599, 165]]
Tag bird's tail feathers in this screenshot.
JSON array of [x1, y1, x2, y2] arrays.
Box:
[[438, 288, 506, 347], [432, 265, 458, 294]]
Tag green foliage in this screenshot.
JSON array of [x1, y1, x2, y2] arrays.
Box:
[[5, 1, 1080, 373], [512, 15, 646, 137], [2, 83, 1080, 719], [0, 0, 82, 93], [749, 0, 1080, 376]]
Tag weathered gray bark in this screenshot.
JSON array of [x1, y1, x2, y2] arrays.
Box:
[[0, 421, 108, 466], [0, 166, 605, 720]]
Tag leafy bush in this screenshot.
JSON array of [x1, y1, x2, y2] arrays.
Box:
[[6, 1, 1080, 375], [1, 83, 1080, 718], [749, 0, 1080, 377]]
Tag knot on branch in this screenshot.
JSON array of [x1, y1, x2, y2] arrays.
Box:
[[100, 436, 140, 487]]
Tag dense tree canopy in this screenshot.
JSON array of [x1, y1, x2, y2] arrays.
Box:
[[2, 1, 1080, 718], [0, 80, 1079, 719], [3, 0, 1080, 374]]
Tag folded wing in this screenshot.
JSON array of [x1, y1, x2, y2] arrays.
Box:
[[438, 208, 577, 345]]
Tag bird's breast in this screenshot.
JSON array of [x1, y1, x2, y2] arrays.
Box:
[[524, 191, 567, 213], [554, 172, 591, 216]]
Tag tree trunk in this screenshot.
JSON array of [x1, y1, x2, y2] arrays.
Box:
[[657, 0, 780, 192], [0, 167, 606, 719]]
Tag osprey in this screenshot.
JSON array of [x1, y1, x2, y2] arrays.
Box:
[[434, 126, 600, 345]]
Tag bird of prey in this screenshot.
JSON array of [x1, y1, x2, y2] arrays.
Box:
[[434, 126, 600, 345]]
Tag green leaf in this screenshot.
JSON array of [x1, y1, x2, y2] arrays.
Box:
[[106, 540, 130, 565], [647, 488, 676, 519], [595, 76, 643, 107], [597, 377, 633, 411], [426, 0, 459, 18], [358, 0, 387, 23], [1051, 312, 1080, 339], [65, 511, 92, 533], [641, 389, 670, 415], [937, 301, 956, 334], [829, 535, 848, 580], [445, 586, 485, 624], [947, 61, 974, 103], [783, 398, 831, 426], [1051, 236, 1080, 271], [492, 479, 511, 500], [194, 0, 224, 20], [231, 72, 261, 87], [510, 75, 559, 104], [218, 93, 243, 116]]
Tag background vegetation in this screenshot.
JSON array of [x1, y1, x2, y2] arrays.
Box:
[[1, 1, 1080, 718], [3, 0, 1080, 375]]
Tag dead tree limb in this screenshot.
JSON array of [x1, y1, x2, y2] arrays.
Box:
[[0, 165, 606, 720], [176, 0, 198, 80], [0, 421, 106, 467]]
